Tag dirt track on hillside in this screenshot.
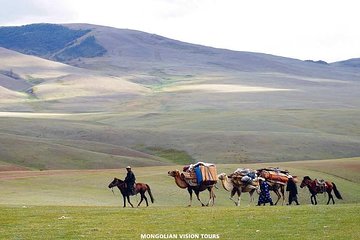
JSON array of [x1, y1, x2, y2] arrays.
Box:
[[0, 169, 119, 180]]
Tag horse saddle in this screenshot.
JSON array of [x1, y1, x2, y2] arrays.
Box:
[[125, 183, 136, 195], [315, 179, 326, 193]]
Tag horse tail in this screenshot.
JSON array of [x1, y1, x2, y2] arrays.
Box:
[[332, 182, 343, 200], [146, 184, 155, 203]]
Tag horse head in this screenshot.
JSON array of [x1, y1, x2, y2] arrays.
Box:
[[108, 177, 124, 188], [300, 176, 312, 188]]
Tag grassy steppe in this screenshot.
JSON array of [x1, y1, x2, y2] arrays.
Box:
[[1, 205, 359, 240], [0, 158, 359, 239]]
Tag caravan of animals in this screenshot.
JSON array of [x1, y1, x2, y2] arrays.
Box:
[[108, 162, 343, 208]]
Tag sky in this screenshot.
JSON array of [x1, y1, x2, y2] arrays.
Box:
[[0, 0, 359, 62]]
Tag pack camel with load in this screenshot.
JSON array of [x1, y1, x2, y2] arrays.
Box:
[[256, 167, 298, 205], [168, 162, 217, 206], [218, 168, 259, 206], [257, 167, 298, 185]]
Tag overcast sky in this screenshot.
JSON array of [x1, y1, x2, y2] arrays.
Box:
[[0, 0, 359, 62]]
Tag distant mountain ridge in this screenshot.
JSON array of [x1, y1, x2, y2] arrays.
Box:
[[0, 23, 359, 105], [332, 58, 360, 68], [0, 23, 106, 61], [0, 23, 358, 75]]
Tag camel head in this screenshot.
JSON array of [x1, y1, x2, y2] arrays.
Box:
[[167, 170, 179, 178], [217, 173, 228, 180]]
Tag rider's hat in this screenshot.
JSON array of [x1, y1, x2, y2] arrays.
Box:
[[126, 166, 131, 169]]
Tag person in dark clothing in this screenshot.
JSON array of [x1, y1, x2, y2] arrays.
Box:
[[257, 177, 274, 206], [286, 176, 299, 205], [125, 166, 136, 195]]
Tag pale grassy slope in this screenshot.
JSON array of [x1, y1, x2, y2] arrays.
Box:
[[33, 74, 150, 100], [0, 73, 31, 91], [0, 47, 77, 79], [0, 47, 149, 101], [0, 85, 27, 102]]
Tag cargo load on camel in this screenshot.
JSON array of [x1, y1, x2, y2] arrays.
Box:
[[257, 167, 296, 185], [182, 162, 218, 186], [229, 168, 257, 187]]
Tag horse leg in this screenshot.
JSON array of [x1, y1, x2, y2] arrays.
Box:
[[327, 191, 334, 205], [314, 195, 317, 205], [143, 193, 149, 207], [137, 192, 148, 207], [127, 196, 134, 208], [123, 195, 126, 208]]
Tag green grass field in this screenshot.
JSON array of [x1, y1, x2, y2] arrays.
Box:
[[0, 159, 359, 239], [1, 205, 359, 240]]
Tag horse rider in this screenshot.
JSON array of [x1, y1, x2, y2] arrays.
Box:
[[125, 166, 136, 195]]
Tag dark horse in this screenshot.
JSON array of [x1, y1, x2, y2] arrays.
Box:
[[300, 176, 342, 205], [108, 178, 154, 207]]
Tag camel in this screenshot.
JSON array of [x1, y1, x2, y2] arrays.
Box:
[[257, 169, 292, 205], [168, 170, 216, 206], [217, 173, 259, 206]]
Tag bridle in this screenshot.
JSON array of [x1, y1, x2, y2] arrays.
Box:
[[300, 178, 310, 188]]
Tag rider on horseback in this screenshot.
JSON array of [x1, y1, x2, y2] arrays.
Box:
[[125, 166, 136, 195]]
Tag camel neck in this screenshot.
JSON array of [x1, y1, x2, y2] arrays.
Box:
[[173, 172, 188, 189]]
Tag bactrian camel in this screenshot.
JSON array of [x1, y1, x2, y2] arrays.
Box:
[[168, 170, 216, 206], [218, 173, 259, 206]]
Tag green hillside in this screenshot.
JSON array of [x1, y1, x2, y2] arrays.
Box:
[[0, 109, 359, 169]]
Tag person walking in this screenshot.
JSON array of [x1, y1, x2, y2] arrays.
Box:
[[286, 176, 299, 205], [124, 166, 136, 195], [257, 177, 274, 206]]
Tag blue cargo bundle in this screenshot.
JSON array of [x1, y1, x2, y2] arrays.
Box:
[[195, 166, 203, 184]]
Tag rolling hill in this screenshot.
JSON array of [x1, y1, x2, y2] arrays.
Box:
[[0, 23, 359, 170]]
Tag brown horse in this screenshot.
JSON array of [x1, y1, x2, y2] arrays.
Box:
[[108, 178, 154, 207], [300, 176, 342, 205], [168, 170, 216, 207]]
